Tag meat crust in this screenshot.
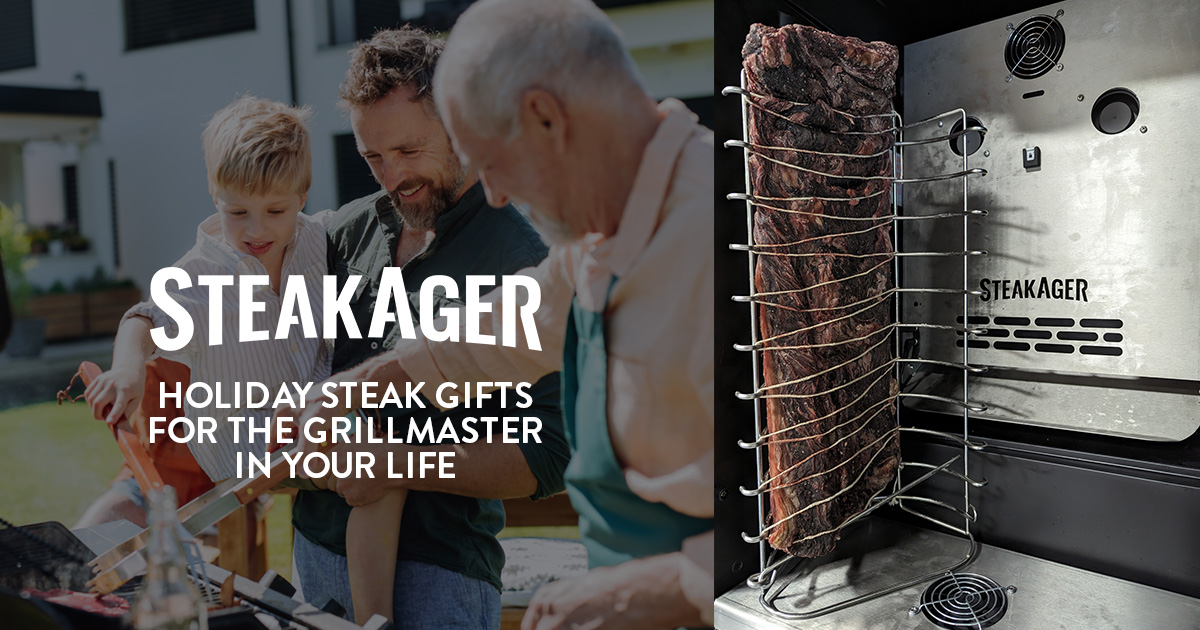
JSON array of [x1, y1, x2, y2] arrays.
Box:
[[743, 23, 901, 558]]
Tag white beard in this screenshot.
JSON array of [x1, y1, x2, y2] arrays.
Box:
[[520, 202, 579, 247]]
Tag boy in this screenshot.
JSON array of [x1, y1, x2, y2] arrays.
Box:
[[85, 95, 405, 624]]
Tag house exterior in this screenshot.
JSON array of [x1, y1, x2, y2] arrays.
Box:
[[0, 0, 713, 294]]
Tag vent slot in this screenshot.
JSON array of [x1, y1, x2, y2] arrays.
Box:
[[1080, 318, 1123, 328], [1004, 14, 1066, 80], [975, 315, 1125, 356], [955, 340, 990, 349], [956, 315, 991, 325], [1081, 346, 1123, 356]]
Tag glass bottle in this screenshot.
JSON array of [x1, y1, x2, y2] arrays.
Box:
[[130, 486, 209, 630]]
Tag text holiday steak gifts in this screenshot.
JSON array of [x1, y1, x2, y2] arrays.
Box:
[[147, 379, 545, 480]]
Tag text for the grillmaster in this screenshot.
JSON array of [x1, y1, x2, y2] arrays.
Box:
[[148, 380, 543, 480]]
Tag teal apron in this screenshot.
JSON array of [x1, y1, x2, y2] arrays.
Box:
[[561, 276, 713, 569]]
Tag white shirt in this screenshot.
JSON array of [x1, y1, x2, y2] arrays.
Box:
[[125, 210, 332, 481]]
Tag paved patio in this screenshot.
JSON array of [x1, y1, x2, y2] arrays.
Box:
[[0, 336, 114, 410]]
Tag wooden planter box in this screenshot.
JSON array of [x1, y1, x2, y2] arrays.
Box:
[[27, 287, 143, 341], [86, 287, 143, 336], [27, 292, 86, 340]]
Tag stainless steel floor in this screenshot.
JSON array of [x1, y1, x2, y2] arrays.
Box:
[[716, 521, 1200, 630]]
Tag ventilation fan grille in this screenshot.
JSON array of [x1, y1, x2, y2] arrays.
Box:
[[915, 573, 1013, 630], [1004, 15, 1066, 80]]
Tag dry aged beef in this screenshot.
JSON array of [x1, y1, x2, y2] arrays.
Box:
[[22, 588, 131, 618], [742, 23, 901, 558]]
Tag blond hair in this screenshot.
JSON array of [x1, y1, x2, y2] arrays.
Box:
[[202, 96, 312, 196]]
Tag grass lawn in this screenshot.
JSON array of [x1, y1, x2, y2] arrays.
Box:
[[1, 401, 577, 584], [0, 400, 125, 526], [0, 400, 294, 578]]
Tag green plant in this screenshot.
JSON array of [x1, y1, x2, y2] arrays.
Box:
[[70, 265, 138, 293], [27, 223, 91, 254], [64, 232, 91, 252], [0, 203, 35, 316], [27, 227, 52, 254]]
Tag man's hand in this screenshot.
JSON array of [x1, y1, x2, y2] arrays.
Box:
[[625, 448, 714, 518], [292, 354, 413, 452], [521, 554, 704, 630], [294, 383, 352, 444], [84, 365, 146, 425], [267, 406, 298, 453], [291, 355, 414, 500], [291, 370, 362, 456]]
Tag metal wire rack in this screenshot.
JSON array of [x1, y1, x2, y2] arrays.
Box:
[[722, 69, 993, 621]]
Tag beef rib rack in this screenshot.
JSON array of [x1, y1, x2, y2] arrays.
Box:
[[741, 23, 901, 558]]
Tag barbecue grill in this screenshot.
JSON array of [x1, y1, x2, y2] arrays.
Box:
[[715, 1, 1200, 628], [0, 362, 380, 629], [0, 517, 376, 629]]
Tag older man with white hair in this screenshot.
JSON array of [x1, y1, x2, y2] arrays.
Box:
[[313, 0, 715, 627]]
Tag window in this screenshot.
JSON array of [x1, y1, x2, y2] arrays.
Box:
[[334, 133, 380, 206], [109, 159, 120, 267], [124, 0, 256, 51], [401, 0, 673, 32], [0, 0, 36, 72], [325, 0, 670, 46], [327, 0, 356, 46], [325, 0, 486, 44], [61, 165, 79, 228], [326, 0, 401, 46], [404, 0, 474, 32], [591, 0, 670, 7]]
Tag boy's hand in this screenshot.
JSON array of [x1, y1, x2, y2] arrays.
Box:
[[84, 365, 146, 425]]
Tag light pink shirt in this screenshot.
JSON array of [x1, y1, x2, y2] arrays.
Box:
[[392, 99, 714, 617]]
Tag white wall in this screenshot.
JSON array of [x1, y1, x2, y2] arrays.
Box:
[[611, 0, 714, 100], [21, 141, 74, 226], [289, 2, 364, 222], [0, 0, 292, 293], [290, 0, 715, 219], [0, 0, 712, 296]]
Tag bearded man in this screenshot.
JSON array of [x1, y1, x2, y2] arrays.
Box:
[[288, 27, 568, 628]]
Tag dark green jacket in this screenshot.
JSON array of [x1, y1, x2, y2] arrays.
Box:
[[291, 183, 568, 591]]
